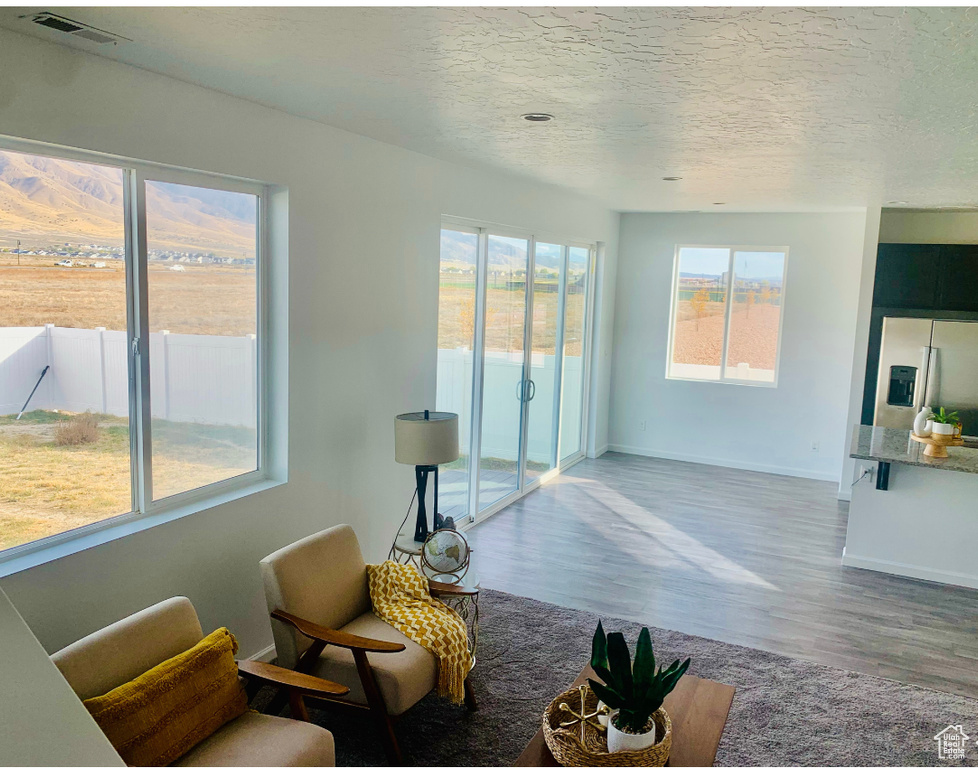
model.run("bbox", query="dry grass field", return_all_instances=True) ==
[0,256,255,336]
[672,298,781,370]
[438,279,586,356]
[0,410,254,551]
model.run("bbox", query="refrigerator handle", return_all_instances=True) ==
[914,346,928,412]
[922,346,939,409]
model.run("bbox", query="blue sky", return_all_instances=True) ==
[679,247,785,280]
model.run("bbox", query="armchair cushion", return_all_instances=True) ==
[173,712,334,767]
[311,611,437,716]
[83,628,248,766]
[260,525,372,669]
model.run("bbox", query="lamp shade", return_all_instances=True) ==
[394,411,459,466]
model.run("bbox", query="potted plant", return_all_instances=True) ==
[929,407,961,440]
[588,621,690,753]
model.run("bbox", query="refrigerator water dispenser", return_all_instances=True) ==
[886,365,917,407]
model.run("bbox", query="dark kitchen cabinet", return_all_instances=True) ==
[863,241,978,425]
[936,245,978,311]
[872,244,940,309]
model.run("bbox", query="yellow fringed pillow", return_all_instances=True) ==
[83,627,248,767]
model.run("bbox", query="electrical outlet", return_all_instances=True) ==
[639,420,647,431]
[810,440,819,452]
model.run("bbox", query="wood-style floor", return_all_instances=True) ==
[466,451,978,699]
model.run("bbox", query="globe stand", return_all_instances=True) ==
[420,529,471,584]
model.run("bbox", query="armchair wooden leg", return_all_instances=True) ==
[288,690,310,722]
[353,648,403,765]
[464,677,478,712]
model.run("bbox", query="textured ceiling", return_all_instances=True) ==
[3,6,978,211]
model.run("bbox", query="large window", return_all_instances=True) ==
[0,144,266,556]
[667,246,788,385]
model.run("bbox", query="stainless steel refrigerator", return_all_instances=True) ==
[874,317,978,436]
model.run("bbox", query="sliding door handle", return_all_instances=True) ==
[515,379,537,402]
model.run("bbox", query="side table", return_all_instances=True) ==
[391,532,425,569]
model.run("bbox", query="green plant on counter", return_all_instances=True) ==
[931,406,961,425]
[588,621,690,734]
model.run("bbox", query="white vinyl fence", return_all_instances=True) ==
[436,347,583,464]
[0,325,257,427]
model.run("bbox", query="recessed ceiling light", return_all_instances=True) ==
[713,202,726,205]
[521,113,554,122]
[886,200,909,205]
[662,176,682,181]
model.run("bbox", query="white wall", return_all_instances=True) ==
[838,207,882,499]
[0,27,619,660]
[609,211,868,482]
[879,209,978,243]
[0,586,122,766]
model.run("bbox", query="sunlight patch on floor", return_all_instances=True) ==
[577,481,779,591]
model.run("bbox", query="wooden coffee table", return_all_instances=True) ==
[514,667,734,767]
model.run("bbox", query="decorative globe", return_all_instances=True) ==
[422,529,470,582]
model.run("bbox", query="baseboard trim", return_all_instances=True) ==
[248,643,276,663]
[842,552,978,590]
[606,443,839,483]
[591,444,609,459]
[837,488,852,502]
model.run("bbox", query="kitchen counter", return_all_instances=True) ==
[845,425,978,590]
[849,424,978,476]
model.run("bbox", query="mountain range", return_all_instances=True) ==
[440,228,563,270]
[0,150,255,257]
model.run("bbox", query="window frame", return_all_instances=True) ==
[0,135,275,566]
[666,244,789,388]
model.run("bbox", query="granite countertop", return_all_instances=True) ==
[849,425,978,475]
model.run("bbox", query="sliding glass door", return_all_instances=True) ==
[435,228,478,523]
[524,241,564,482]
[477,235,529,511]
[559,246,591,461]
[436,222,594,522]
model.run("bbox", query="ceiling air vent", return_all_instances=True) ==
[27,12,130,45]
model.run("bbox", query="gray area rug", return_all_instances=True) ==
[261,589,978,766]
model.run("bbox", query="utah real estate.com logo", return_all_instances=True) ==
[935,725,970,760]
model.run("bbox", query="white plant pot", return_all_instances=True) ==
[932,421,956,436]
[596,700,610,727]
[607,713,656,753]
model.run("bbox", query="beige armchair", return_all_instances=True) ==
[52,596,345,767]
[260,524,477,763]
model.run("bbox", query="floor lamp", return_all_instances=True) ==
[394,410,459,542]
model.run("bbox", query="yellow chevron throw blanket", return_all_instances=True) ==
[366,560,472,705]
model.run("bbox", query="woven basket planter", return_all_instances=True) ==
[542,685,672,767]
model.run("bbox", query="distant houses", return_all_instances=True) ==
[2,242,254,266]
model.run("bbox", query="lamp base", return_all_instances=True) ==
[413,465,438,542]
